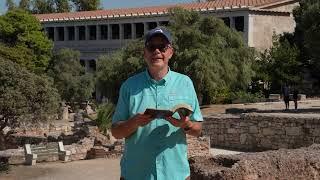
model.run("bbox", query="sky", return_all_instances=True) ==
[0,0,195,14]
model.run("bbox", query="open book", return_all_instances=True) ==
[144,104,193,119]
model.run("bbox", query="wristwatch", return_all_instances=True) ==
[184,126,191,131]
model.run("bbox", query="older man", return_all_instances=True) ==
[111,27,203,180]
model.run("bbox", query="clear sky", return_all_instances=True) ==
[0,0,195,14]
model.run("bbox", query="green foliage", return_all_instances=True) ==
[48,49,95,105]
[0,9,53,73]
[256,36,301,92]
[32,0,56,14]
[6,0,16,10]
[169,8,255,104]
[19,0,31,11]
[0,58,60,132]
[55,0,71,13]
[96,40,145,103]
[293,0,320,83]
[72,0,101,11]
[96,8,255,104]
[228,91,265,104]
[95,103,115,134]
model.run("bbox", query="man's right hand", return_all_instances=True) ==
[111,113,153,139]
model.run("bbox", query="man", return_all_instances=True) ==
[111,27,203,180]
[282,84,290,110]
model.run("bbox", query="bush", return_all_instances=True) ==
[229,91,265,104]
[0,157,9,173]
[95,103,115,135]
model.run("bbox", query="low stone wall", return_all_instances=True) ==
[203,113,320,151]
[189,144,320,179]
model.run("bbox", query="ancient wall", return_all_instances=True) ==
[190,144,320,180]
[203,113,320,151]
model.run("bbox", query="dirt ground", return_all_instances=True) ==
[1,100,320,180]
[0,158,120,180]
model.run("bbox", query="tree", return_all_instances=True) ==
[293,0,320,84]
[72,0,101,11]
[19,0,31,11]
[96,8,256,104]
[6,0,16,11]
[169,8,255,104]
[0,58,60,150]
[48,49,95,107]
[32,0,56,14]
[255,36,301,93]
[0,9,53,73]
[55,0,71,13]
[96,40,145,103]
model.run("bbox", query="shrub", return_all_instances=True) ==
[95,103,115,135]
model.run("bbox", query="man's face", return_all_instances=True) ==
[144,35,173,71]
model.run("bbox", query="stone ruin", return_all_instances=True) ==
[190,144,320,179]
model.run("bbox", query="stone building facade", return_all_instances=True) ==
[35,0,299,72]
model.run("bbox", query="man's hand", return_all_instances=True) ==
[132,113,154,127]
[165,112,202,137]
[111,113,154,139]
[165,112,193,129]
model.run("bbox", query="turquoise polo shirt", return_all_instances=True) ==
[112,69,203,180]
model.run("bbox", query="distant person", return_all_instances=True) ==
[282,84,290,110]
[293,88,299,110]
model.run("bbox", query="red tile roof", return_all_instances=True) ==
[35,0,294,22]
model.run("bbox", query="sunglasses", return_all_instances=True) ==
[145,43,171,52]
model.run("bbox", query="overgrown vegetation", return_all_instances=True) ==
[95,103,115,135]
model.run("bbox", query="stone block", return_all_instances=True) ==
[286,127,301,136]
[249,126,258,134]
[262,128,275,136]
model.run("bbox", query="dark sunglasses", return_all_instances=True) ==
[145,43,171,52]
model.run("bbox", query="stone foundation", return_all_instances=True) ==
[189,144,320,179]
[203,113,320,151]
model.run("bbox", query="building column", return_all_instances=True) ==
[96,25,101,40]
[54,27,59,41]
[119,24,124,40]
[108,24,112,40]
[75,26,79,40]
[85,26,90,40]
[243,15,249,44]
[64,27,68,41]
[131,23,136,39]
[230,17,235,29]
[143,22,148,35]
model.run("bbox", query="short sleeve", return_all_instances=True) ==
[187,78,203,122]
[112,82,130,124]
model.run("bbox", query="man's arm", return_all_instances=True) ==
[111,113,153,139]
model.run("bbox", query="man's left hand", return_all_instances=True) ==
[165,112,193,129]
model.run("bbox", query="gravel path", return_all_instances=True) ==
[0,158,120,180]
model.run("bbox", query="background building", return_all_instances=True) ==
[35,0,299,72]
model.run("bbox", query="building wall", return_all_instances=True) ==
[263,1,299,12]
[248,12,295,51]
[203,113,320,151]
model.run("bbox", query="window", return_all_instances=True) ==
[159,21,169,26]
[78,26,86,40]
[221,17,230,27]
[67,27,75,40]
[89,25,96,40]
[148,22,157,30]
[100,25,108,40]
[46,27,54,40]
[234,16,244,32]
[89,59,96,71]
[123,23,132,39]
[135,23,144,38]
[57,27,64,41]
[111,24,119,39]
